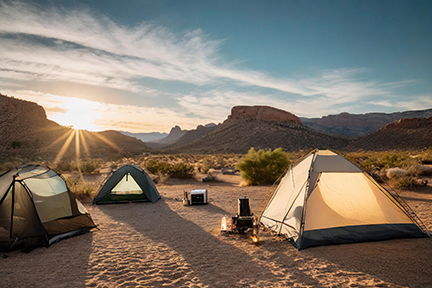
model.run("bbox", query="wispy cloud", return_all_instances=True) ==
[0,0,428,132]
[0,1,398,100]
[369,95,432,111]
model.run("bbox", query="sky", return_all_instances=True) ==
[0,0,431,132]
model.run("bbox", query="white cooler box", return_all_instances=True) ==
[189,189,208,205]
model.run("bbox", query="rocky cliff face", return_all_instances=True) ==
[347,116,432,151]
[0,94,58,150]
[0,94,149,161]
[228,106,302,125]
[302,109,432,136]
[163,119,350,154]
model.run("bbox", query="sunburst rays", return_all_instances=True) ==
[50,128,122,175]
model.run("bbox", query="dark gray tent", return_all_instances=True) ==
[93,165,160,204]
[0,165,96,252]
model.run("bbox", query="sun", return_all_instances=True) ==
[51,98,101,131]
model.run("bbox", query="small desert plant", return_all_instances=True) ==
[199,157,214,174]
[145,159,172,175]
[145,159,195,179]
[65,176,98,200]
[0,161,20,171]
[69,159,103,174]
[408,165,432,176]
[390,175,423,189]
[169,162,195,179]
[236,148,290,185]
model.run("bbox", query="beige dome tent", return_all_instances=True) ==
[0,165,96,252]
[260,149,429,250]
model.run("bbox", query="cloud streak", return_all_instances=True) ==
[0,0,428,132]
[0,1,398,100]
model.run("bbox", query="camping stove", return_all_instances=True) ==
[231,197,254,233]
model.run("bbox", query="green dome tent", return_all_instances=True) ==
[93,165,160,204]
[0,165,96,252]
[260,149,429,250]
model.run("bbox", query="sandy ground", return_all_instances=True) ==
[2,172,432,288]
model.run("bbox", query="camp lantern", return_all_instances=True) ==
[252,216,259,243]
[221,216,228,232]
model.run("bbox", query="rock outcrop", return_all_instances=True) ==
[347,116,432,151]
[163,106,350,154]
[228,106,302,125]
[0,93,149,160]
[301,109,432,136]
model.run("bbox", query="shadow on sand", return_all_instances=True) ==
[1,231,94,287]
[303,237,432,287]
[99,199,321,287]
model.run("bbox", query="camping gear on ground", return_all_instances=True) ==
[0,165,96,252]
[231,197,254,233]
[189,189,208,205]
[252,217,259,243]
[93,165,160,204]
[260,149,430,250]
[221,216,228,232]
[183,189,190,206]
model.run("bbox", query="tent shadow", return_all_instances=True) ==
[97,199,321,287]
[1,231,94,287]
[302,237,432,287]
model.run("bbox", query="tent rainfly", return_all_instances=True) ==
[93,165,160,204]
[0,165,96,252]
[260,149,429,250]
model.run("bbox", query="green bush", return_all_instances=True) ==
[65,176,98,200]
[69,159,103,174]
[145,159,171,175]
[169,162,195,179]
[145,160,195,179]
[55,160,72,172]
[236,148,290,185]
[198,157,214,174]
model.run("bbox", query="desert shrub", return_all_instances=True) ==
[69,159,103,174]
[145,160,195,179]
[65,176,98,200]
[199,157,214,174]
[418,149,432,164]
[346,151,417,176]
[0,161,20,171]
[407,165,432,176]
[55,160,72,172]
[215,155,225,169]
[11,141,22,149]
[145,159,172,175]
[236,148,290,185]
[390,175,423,189]
[169,162,195,179]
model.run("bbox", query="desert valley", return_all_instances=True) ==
[1,93,432,287]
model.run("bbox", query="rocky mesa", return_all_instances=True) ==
[228,105,302,125]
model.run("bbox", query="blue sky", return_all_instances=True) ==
[0,0,431,132]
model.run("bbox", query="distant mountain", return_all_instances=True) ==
[162,123,218,149]
[347,116,432,151]
[301,109,432,136]
[119,131,168,142]
[163,106,351,154]
[0,94,149,161]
